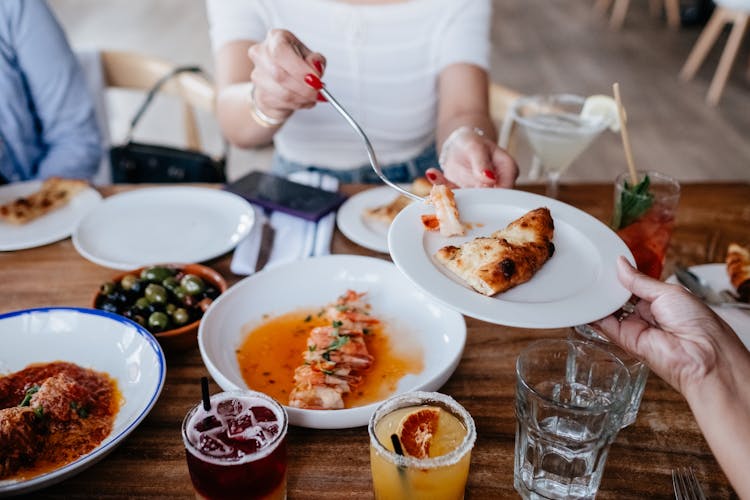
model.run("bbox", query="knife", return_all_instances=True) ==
[674,265,750,310]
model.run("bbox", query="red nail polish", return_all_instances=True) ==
[317,92,327,102]
[313,60,324,74]
[304,73,323,90]
[483,169,497,181]
[426,172,438,182]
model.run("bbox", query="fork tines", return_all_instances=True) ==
[672,467,706,500]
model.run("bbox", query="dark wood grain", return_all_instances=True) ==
[1,182,746,499]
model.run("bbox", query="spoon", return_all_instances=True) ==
[318,86,426,203]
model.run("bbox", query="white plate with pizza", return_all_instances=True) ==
[666,263,750,350]
[199,254,466,429]
[0,179,102,251]
[388,188,635,328]
[72,186,255,270]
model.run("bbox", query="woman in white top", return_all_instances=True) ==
[206,0,518,186]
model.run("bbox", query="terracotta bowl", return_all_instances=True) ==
[92,263,227,351]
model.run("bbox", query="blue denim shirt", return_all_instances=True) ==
[0,0,101,182]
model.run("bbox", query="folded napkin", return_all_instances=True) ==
[230,171,339,275]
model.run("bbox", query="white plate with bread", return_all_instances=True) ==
[389,188,634,328]
[0,179,102,251]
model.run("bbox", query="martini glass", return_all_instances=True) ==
[510,94,608,199]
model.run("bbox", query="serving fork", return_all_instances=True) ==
[672,467,706,500]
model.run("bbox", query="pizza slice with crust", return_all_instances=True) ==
[0,177,88,225]
[434,207,555,296]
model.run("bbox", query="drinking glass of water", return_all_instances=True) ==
[514,339,632,500]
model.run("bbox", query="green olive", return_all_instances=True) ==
[135,297,150,310]
[172,308,190,325]
[120,274,139,291]
[144,283,168,304]
[148,311,169,331]
[162,276,180,292]
[165,303,176,315]
[99,281,116,296]
[173,286,187,302]
[180,274,205,296]
[140,266,175,283]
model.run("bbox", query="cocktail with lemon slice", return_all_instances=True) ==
[509,93,620,198]
[368,391,476,500]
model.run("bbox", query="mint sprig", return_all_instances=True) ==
[612,175,653,230]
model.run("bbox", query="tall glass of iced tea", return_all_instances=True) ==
[181,390,288,500]
[612,170,680,279]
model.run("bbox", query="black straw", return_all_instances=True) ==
[201,377,211,411]
[390,434,404,456]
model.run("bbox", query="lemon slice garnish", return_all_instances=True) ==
[581,94,621,132]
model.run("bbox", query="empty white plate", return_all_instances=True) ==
[73,187,254,269]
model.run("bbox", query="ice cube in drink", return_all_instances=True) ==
[368,392,476,500]
[182,390,288,500]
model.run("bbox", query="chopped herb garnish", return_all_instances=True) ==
[331,320,343,328]
[321,369,335,375]
[612,175,653,230]
[335,305,348,312]
[326,334,349,352]
[317,309,325,317]
[304,315,312,322]
[308,344,317,352]
[362,328,371,335]
[33,406,44,419]
[322,352,331,361]
[19,385,40,407]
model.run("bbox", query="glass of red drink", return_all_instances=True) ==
[181,390,288,500]
[612,170,680,279]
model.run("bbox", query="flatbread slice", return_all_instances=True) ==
[362,177,432,225]
[435,207,555,296]
[0,177,88,225]
[726,243,750,302]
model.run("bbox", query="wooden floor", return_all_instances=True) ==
[491,0,750,183]
[51,0,750,183]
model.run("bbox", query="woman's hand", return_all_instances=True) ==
[247,29,326,122]
[426,126,518,188]
[593,257,744,398]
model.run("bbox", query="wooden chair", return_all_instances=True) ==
[679,0,750,105]
[100,50,216,151]
[595,0,681,30]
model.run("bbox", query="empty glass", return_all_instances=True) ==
[514,339,631,499]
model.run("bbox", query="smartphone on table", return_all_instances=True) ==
[224,171,347,222]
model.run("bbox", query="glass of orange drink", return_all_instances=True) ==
[368,391,476,500]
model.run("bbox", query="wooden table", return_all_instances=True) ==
[2,182,747,499]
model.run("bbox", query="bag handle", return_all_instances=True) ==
[124,66,228,162]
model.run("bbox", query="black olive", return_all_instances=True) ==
[100,301,118,313]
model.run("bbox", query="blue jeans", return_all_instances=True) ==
[271,143,438,184]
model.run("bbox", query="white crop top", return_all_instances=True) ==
[206,0,491,169]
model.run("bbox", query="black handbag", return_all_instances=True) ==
[110,66,227,183]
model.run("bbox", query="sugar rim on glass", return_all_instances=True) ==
[368,391,477,470]
[516,339,632,414]
[510,93,610,134]
[181,390,288,465]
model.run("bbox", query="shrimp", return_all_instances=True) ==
[288,291,377,410]
[429,184,465,237]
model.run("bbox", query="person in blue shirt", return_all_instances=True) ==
[0,0,101,184]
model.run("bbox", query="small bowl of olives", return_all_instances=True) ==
[92,263,227,350]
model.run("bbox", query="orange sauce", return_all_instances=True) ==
[236,309,424,408]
